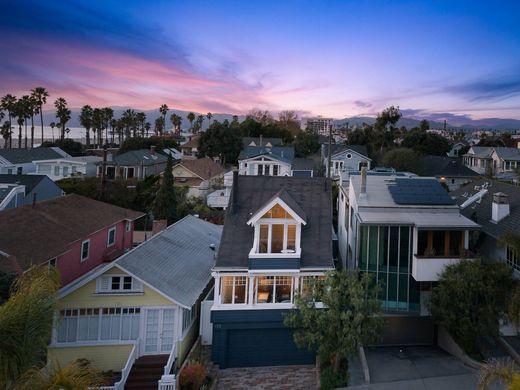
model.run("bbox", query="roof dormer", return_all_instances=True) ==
[248,190,306,261]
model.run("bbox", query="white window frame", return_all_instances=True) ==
[96,274,144,294]
[54,165,60,176]
[220,276,249,305]
[107,227,116,247]
[80,239,90,262]
[125,221,132,232]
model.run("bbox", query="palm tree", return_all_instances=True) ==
[1,94,17,148]
[136,112,146,137]
[170,114,182,134]
[30,87,49,146]
[159,104,169,133]
[20,95,32,149]
[206,112,213,129]
[154,117,164,136]
[49,122,56,141]
[103,107,114,146]
[1,122,11,149]
[121,109,136,139]
[187,112,195,132]
[79,105,93,148]
[28,95,37,148]
[92,108,103,148]
[110,118,117,144]
[13,99,26,149]
[144,121,151,138]
[54,98,71,140]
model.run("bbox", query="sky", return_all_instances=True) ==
[1,0,520,121]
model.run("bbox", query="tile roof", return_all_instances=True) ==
[0,147,69,164]
[108,149,168,166]
[116,215,222,307]
[0,174,49,193]
[451,179,520,239]
[415,155,480,178]
[174,157,227,180]
[216,176,333,269]
[0,194,144,273]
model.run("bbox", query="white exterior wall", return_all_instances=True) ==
[238,156,292,176]
[326,150,371,178]
[34,160,87,181]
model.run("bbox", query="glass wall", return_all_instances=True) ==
[358,225,419,312]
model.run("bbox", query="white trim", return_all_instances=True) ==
[247,197,306,226]
[330,148,372,161]
[107,227,116,247]
[80,239,90,262]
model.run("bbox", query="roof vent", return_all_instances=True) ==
[209,243,216,251]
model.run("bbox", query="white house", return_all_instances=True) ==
[33,156,102,181]
[0,147,70,175]
[323,144,371,178]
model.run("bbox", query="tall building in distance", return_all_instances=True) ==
[304,116,334,135]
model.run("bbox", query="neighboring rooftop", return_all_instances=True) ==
[463,146,520,161]
[174,157,227,180]
[452,179,520,238]
[181,135,200,148]
[0,194,144,273]
[216,175,333,269]
[242,137,283,148]
[0,147,70,164]
[108,149,168,166]
[0,174,53,194]
[324,144,370,159]
[238,146,295,164]
[415,155,480,178]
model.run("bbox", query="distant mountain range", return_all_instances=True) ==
[40,108,520,132]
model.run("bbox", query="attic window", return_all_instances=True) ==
[346,153,352,159]
[262,204,294,219]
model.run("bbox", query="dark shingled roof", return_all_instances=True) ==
[108,149,168,166]
[415,155,480,178]
[292,158,315,171]
[0,174,49,193]
[452,179,520,239]
[216,176,333,269]
[255,189,307,223]
[0,194,144,273]
[0,147,68,164]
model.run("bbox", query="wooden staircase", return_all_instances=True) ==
[125,354,168,390]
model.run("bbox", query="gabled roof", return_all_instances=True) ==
[173,157,227,180]
[0,194,144,273]
[181,135,200,149]
[108,149,168,166]
[324,144,370,160]
[242,137,283,148]
[493,147,520,161]
[415,155,480,178]
[216,176,333,269]
[59,215,223,308]
[238,146,295,165]
[247,189,307,225]
[452,179,520,239]
[0,174,53,193]
[464,146,493,158]
[0,147,70,164]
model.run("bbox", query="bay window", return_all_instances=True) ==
[255,276,293,304]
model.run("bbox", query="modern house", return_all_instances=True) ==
[48,215,222,389]
[211,174,333,368]
[99,147,169,180]
[0,147,70,175]
[452,179,520,274]
[33,155,102,181]
[0,194,143,286]
[323,144,372,178]
[0,174,63,210]
[463,146,520,176]
[180,135,200,159]
[238,145,314,177]
[415,155,480,191]
[172,157,228,198]
[337,169,479,344]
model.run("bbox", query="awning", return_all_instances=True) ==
[357,211,480,229]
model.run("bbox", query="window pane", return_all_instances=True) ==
[433,231,445,256]
[259,225,268,253]
[271,224,284,253]
[275,276,292,303]
[234,276,247,304]
[368,226,378,271]
[66,317,77,342]
[257,276,274,303]
[221,276,233,304]
[400,227,410,273]
[123,277,132,290]
[378,227,388,272]
[389,227,399,271]
[111,277,120,290]
[449,231,462,257]
[287,225,296,251]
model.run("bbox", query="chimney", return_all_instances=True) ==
[150,145,156,155]
[360,161,368,196]
[230,170,238,213]
[152,219,167,235]
[492,192,509,223]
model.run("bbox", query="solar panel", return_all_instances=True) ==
[388,178,456,205]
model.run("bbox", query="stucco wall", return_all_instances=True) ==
[48,344,133,372]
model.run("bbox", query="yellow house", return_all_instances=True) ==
[47,215,222,389]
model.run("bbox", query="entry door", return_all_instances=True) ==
[143,308,176,354]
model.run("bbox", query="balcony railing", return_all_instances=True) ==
[412,254,474,282]
[114,340,140,390]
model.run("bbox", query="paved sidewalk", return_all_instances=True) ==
[216,365,317,390]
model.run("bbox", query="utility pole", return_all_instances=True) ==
[327,122,332,179]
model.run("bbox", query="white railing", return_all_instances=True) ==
[158,343,177,390]
[114,340,140,390]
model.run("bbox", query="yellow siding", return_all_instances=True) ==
[48,344,133,372]
[57,269,174,309]
[178,322,199,365]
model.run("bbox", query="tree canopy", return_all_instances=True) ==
[152,154,177,225]
[118,136,179,154]
[41,139,84,156]
[401,129,451,156]
[381,147,421,173]
[294,128,320,157]
[198,120,242,164]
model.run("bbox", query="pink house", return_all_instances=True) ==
[0,194,144,286]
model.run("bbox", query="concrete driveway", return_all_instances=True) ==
[345,346,480,390]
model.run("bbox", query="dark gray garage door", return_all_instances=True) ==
[226,328,315,368]
[379,316,435,346]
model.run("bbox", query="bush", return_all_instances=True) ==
[179,362,207,390]
[320,366,349,390]
[41,139,84,156]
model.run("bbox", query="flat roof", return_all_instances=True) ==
[358,210,480,229]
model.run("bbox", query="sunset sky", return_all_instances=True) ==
[2,0,520,120]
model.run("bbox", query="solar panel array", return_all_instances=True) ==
[388,178,456,205]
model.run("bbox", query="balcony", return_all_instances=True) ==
[412,255,466,281]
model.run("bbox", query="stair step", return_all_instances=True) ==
[125,383,158,390]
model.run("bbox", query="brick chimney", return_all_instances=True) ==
[492,192,509,223]
[152,219,167,235]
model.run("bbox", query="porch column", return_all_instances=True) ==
[248,275,255,306]
[214,275,221,305]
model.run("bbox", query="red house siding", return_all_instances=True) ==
[56,220,134,286]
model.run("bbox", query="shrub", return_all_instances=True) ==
[179,362,206,390]
[320,366,349,390]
